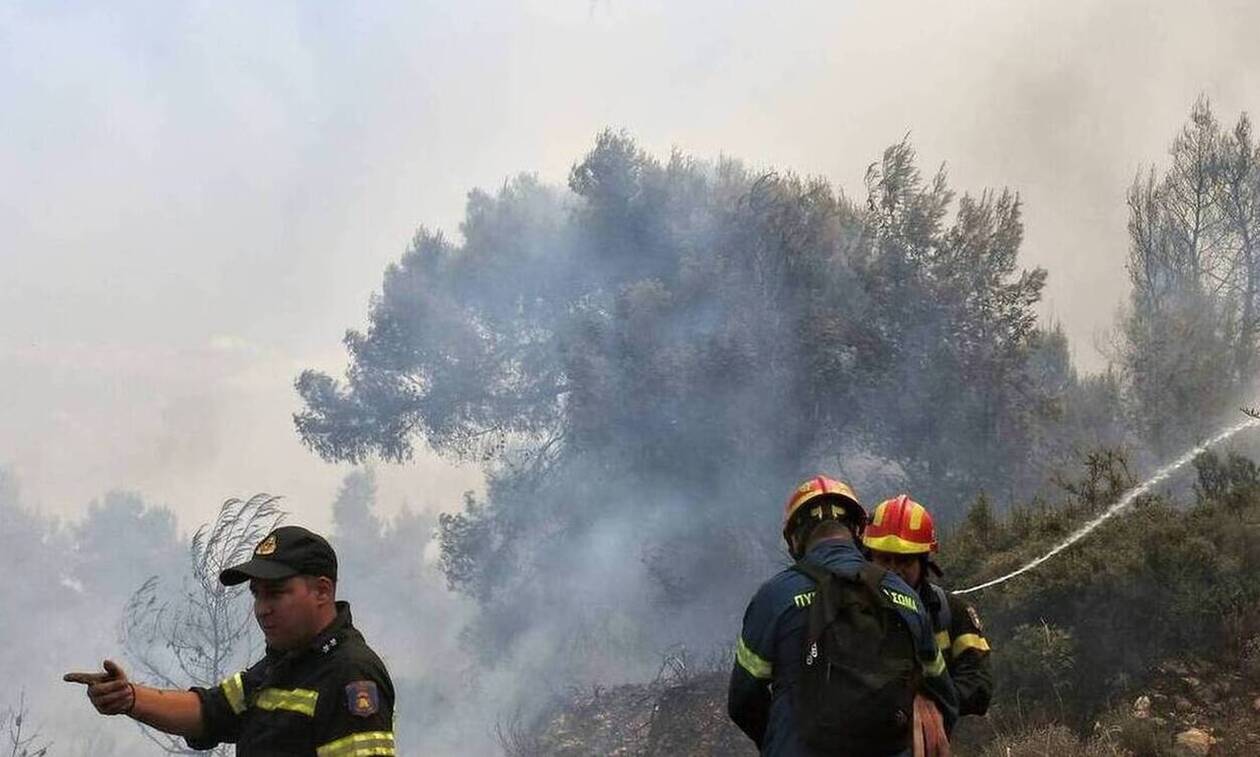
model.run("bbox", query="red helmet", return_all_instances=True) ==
[782,475,865,548]
[862,494,937,554]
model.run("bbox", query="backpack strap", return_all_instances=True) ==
[790,559,832,586]
[791,560,838,638]
[794,561,898,636]
[857,563,888,601]
[856,563,900,636]
[794,560,888,604]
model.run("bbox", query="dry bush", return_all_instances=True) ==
[978,724,1131,757]
[1,692,50,757]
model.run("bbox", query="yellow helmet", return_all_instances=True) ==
[782,476,865,556]
[862,495,938,554]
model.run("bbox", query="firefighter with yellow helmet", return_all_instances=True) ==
[727,476,957,756]
[864,495,993,718]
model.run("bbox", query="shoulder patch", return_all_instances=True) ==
[966,605,984,633]
[345,680,379,718]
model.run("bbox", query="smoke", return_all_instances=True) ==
[8,129,1259,757]
[4,3,1260,754]
[0,474,184,754]
[7,0,1260,520]
[282,131,1112,754]
[297,111,1260,751]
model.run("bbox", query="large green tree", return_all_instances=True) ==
[294,132,1058,661]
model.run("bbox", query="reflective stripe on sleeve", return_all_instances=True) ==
[316,731,397,757]
[254,687,319,717]
[934,631,950,651]
[923,648,947,677]
[735,636,773,679]
[950,633,991,656]
[220,672,246,715]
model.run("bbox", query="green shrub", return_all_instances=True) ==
[942,448,1260,726]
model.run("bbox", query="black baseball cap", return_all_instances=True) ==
[219,525,339,586]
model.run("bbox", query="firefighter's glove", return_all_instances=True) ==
[912,693,951,757]
[63,659,136,716]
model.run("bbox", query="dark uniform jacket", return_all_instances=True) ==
[188,602,396,756]
[727,538,959,757]
[921,582,992,718]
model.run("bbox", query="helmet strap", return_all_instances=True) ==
[924,556,943,578]
[789,511,859,559]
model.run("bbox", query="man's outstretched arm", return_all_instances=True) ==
[64,659,205,738]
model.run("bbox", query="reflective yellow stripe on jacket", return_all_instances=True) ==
[923,648,947,677]
[316,731,397,757]
[220,672,246,715]
[950,633,991,657]
[254,687,319,717]
[735,636,773,679]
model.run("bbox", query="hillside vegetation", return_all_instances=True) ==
[519,448,1260,756]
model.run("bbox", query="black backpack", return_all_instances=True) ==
[791,560,920,755]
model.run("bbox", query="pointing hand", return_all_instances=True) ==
[64,659,135,716]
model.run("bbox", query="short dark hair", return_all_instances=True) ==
[300,575,338,598]
[802,518,854,547]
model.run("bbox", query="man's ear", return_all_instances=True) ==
[311,576,336,604]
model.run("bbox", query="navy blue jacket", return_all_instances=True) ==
[921,582,993,718]
[727,538,959,756]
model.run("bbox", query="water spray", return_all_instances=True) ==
[952,416,1260,595]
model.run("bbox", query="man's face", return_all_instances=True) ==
[250,576,327,651]
[869,549,923,588]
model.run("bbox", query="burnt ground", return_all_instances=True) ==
[515,655,1260,756]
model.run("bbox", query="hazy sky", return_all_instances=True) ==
[4,0,1259,527]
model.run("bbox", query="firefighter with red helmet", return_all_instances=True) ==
[727,476,957,756]
[864,495,993,718]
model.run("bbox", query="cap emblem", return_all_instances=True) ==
[256,534,278,556]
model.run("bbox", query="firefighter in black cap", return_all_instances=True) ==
[65,525,397,756]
